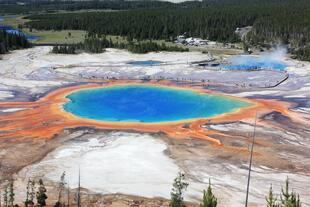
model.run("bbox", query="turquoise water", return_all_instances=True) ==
[64,85,251,123]
[127,60,162,66]
[0,25,39,41]
[223,55,287,71]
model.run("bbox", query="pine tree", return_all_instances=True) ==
[0,30,30,54]
[169,172,189,207]
[289,192,302,207]
[36,179,47,207]
[54,172,66,207]
[280,177,301,207]
[3,185,8,207]
[266,185,279,207]
[52,45,59,54]
[30,179,35,206]
[8,181,14,207]
[25,179,35,207]
[200,179,217,207]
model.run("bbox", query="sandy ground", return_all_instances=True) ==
[0,47,310,206]
[15,132,179,200]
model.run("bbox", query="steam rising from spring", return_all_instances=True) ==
[224,47,288,70]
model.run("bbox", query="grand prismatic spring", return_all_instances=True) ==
[0,47,309,206]
[0,81,295,147]
[1,1,310,205]
[63,85,251,123]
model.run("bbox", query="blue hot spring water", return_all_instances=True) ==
[0,25,39,41]
[127,60,162,66]
[223,55,287,71]
[64,85,251,123]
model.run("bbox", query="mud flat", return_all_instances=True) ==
[0,47,310,206]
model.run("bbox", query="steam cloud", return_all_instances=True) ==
[224,47,288,70]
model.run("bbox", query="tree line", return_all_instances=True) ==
[1,0,309,15]
[24,2,310,44]
[0,172,303,207]
[170,173,302,207]
[52,36,188,54]
[23,1,310,60]
[2,179,48,207]
[2,0,310,59]
[291,46,310,62]
[0,30,30,54]
[127,41,188,54]
[1,172,67,207]
[0,0,202,15]
[25,8,249,43]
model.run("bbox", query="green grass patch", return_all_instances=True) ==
[1,15,28,27]
[1,15,86,44]
[25,29,86,44]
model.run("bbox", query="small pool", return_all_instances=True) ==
[0,25,39,42]
[127,60,162,66]
[26,35,40,42]
[64,85,251,123]
[222,55,287,71]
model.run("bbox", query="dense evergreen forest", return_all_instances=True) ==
[25,8,245,42]
[0,0,200,14]
[52,36,188,54]
[0,30,30,54]
[24,1,310,55]
[3,0,282,16]
[0,0,307,15]
[1,0,310,59]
